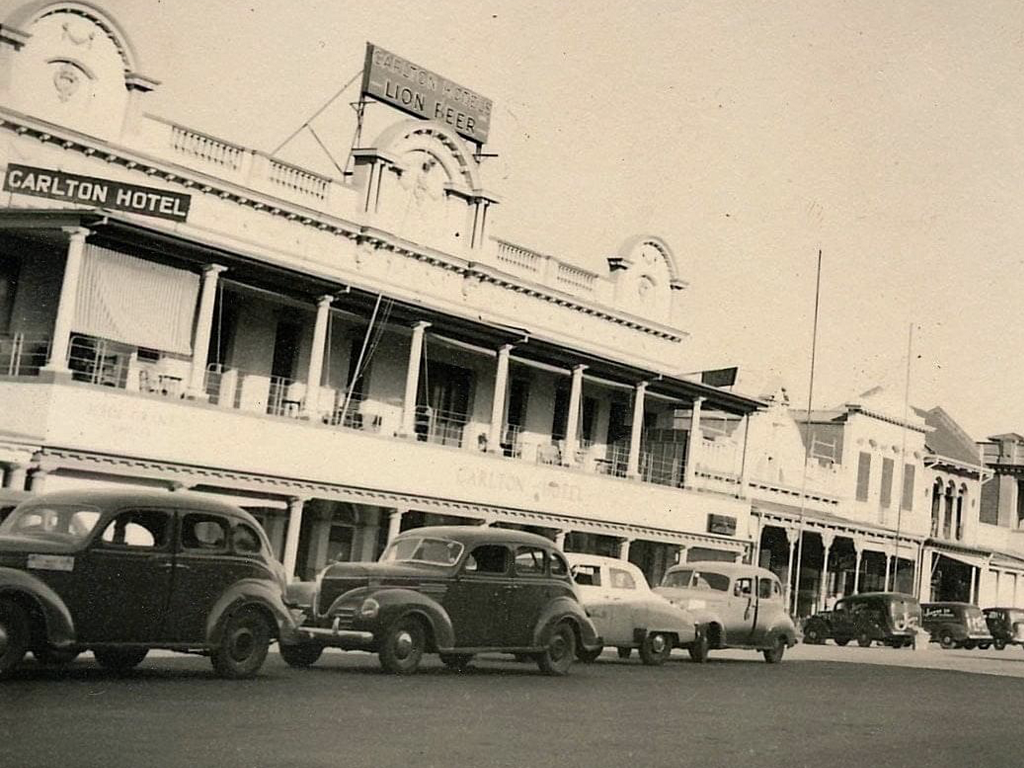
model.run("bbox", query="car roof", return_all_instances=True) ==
[17,488,259,523]
[564,552,642,570]
[665,560,779,581]
[394,525,560,549]
[841,592,920,601]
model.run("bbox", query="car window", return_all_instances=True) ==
[232,522,262,555]
[515,546,547,576]
[733,577,753,597]
[98,509,170,549]
[758,577,775,599]
[662,569,693,588]
[693,571,730,592]
[180,513,229,553]
[572,564,602,586]
[463,544,509,575]
[550,552,569,577]
[382,536,464,566]
[1,504,102,542]
[610,568,637,590]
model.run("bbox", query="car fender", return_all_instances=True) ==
[0,566,76,647]
[532,596,601,649]
[764,619,799,648]
[206,578,299,646]
[643,603,699,645]
[359,588,456,651]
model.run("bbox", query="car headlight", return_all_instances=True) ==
[359,598,380,619]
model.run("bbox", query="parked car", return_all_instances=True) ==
[802,592,922,648]
[981,607,1024,650]
[283,526,601,675]
[565,553,703,664]
[921,602,992,649]
[654,561,798,662]
[0,489,297,680]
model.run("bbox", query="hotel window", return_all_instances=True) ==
[551,382,570,441]
[0,256,18,335]
[880,458,894,508]
[856,452,872,502]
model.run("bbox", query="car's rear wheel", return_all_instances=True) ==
[616,647,632,659]
[0,600,30,680]
[994,639,1007,651]
[833,637,850,647]
[962,640,976,650]
[763,635,786,663]
[938,630,956,650]
[440,653,474,672]
[802,623,826,645]
[94,646,149,673]
[211,606,272,679]
[639,632,672,666]
[379,616,426,675]
[32,646,81,666]
[279,642,324,668]
[688,631,710,664]
[576,645,603,663]
[977,642,991,650]
[856,631,873,648]
[536,621,575,676]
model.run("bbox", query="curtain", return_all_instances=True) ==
[74,245,200,355]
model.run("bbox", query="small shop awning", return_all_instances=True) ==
[927,543,989,571]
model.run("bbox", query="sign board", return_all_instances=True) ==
[362,43,492,144]
[4,164,191,222]
[707,513,737,537]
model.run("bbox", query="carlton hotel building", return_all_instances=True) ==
[0,2,769,585]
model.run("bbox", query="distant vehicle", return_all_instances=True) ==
[802,592,921,648]
[283,526,601,676]
[0,489,296,680]
[921,602,992,649]
[565,553,703,664]
[654,561,798,663]
[981,607,1024,650]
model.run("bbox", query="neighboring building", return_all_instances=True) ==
[977,433,1024,607]
[0,2,763,585]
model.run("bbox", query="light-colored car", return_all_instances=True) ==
[655,561,798,663]
[566,553,702,665]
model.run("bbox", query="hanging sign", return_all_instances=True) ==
[362,43,493,144]
[4,164,191,222]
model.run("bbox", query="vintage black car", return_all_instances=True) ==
[921,602,992,649]
[981,607,1024,650]
[801,592,922,648]
[283,526,601,675]
[0,489,296,679]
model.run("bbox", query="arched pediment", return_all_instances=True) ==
[372,118,481,193]
[608,235,687,291]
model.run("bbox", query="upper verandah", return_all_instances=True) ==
[0,1,695,369]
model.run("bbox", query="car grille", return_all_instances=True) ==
[330,607,357,630]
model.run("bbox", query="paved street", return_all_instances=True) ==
[3,643,1023,768]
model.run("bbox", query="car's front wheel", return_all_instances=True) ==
[857,631,873,648]
[440,653,473,671]
[211,606,272,679]
[279,642,324,668]
[993,639,1007,650]
[94,646,149,673]
[536,621,576,676]
[576,645,603,663]
[938,630,956,650]
[833,637,850,647]
[763,635,786,663]
[379,616,426,675]
[0,599,30,680]
[639,632,672,666]
[802,622,826,645]
[688,631,710,664]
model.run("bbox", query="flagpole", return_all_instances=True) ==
[791,249,822,618]
[891,322,914,591]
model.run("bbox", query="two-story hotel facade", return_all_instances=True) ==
[0,2,764,583]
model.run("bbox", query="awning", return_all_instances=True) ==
[928,546,988,571]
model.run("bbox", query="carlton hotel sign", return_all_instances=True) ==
[4,164,192,221]
[362,43,493,144]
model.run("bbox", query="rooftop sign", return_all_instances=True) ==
[362,43,493,144]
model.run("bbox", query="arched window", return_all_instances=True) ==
[955,485,967,541]
[930,478,943,536]
[943,481,956,539]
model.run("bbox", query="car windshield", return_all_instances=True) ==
[661,568,730,592]
[0,503,103,542]
[380,536,464,566]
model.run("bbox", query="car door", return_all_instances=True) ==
[750,576,783,646]
[507,545,554,647]
[165,511,246,643]
[70,507,175,643]
[444,543,513,648]
[607,565,641,642]
[721,575,756,646]
[572,561,624,645]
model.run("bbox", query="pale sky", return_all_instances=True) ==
[9,0,1024,439]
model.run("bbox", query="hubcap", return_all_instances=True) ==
[232,629,254,661]
[549,635,567,660]
[650,634,667,654]
[394,630,414,659]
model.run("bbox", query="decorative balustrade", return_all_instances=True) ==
[494,239,544,274]
[555,262,597,293]
[268,159,330,202]
[0,334,50,376]
[414,405,469,448]
[169,123,244,171]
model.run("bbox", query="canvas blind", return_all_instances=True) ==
[73,245,200,356]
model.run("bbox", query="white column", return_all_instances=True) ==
[386,508,406,544]
[784,527,799,611]
[619,538,633,561]
[554,530,567,550]
[819,532,834,611]
[853,540,863,593]
[44,227,90,372]
[970,566,980,605]
[3,464,26,491]
[487,344,513,452]
[883,553,892,590]
[683,397,706,488]
[562,364,586,465]
[626,381,647,478]
[282,496,307,581]
[186,264,227,397]
[400,322,430,437]
[301,294,334,418]
[28,468,48,493]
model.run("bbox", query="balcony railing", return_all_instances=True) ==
[414,405,468,448]
[0,333,50,376]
